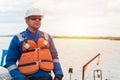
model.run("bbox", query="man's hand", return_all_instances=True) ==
[54,74,63,80]
[24,76,31,80]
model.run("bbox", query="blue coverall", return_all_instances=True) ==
[6,29,63,80]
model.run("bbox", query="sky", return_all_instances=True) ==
[0,0,120,36]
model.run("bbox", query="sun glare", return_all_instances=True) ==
[32,0,55,12]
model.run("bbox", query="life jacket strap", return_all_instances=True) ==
[41,60,53,62]
[18,60,53,67]
[22,49,36,53]
[18,62,37,67]
[22,47,49,53]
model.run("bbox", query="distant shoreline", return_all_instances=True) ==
[0,35,120,40]
[53,36,120,40]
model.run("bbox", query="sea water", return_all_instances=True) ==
[0,37,120,80]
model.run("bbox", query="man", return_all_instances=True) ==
[6,7,63,80]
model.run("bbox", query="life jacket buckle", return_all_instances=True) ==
[36,60,41,65]
[35,48,40,51]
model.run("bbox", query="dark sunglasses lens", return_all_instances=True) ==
[28,17,41,21]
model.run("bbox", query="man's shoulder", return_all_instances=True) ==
[41,31,52,39]
[14,31,25,42]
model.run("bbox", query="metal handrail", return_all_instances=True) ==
[82,53,100,80]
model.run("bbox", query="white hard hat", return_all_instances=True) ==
[25,7,44,18]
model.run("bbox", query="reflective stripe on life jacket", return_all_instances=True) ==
[18,32,54,75]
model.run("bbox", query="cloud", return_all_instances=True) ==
[0,0,120,36]
[0,0,35,12]
[0,0,37,23]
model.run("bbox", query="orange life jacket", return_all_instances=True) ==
[18,33,54,75]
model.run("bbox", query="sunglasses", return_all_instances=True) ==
[28,16,42,21]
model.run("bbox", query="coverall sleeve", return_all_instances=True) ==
[48,35,64,76]
[6,36,25,80]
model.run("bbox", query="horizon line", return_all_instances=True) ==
[0,35,120,40]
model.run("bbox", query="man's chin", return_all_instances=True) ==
[34,27,40,30]
[35,26,40,29]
